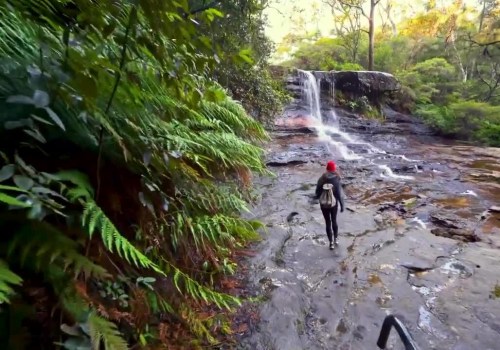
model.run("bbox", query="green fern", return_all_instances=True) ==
[81,201,164,275]
[0,1,268,347]
[171,212,261,252]
[169,263,240,310]
[179,304,218,345]
[0,260,22,304]
[182,182,249,215]
[54,170,94,201]
[7,221,109,278]
[0,184,31,207]
[88,312,129,350]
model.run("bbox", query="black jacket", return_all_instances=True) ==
[315,171,345,211]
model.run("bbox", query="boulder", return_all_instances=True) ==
[430,213,465,229]
[265,151,308,167]
[328,71,401,96]
[286,70,401,98]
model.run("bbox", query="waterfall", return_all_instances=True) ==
[298,70,361,160]
[296,69,416,180]
[298,70,322,124]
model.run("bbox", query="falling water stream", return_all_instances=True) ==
[297,69,416,180]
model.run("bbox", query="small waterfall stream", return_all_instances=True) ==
[297,69,416,180]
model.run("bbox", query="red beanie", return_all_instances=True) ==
[326,161,336,172]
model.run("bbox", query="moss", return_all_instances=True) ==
[493,284,500,298]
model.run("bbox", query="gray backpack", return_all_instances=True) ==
[319,183,336,208]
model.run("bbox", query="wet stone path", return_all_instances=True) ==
[238,129,500,350]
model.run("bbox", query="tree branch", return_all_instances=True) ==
[185,1,221,18]
[337,0,367,17]
[467,33,500,47]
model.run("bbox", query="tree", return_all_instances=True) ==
[324,0,383,70]
[378,0,398,36]
[324,0,363,62]
[193,0,289,122]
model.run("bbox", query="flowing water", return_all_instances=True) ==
[297,69,413,177]
[239,70,500,350]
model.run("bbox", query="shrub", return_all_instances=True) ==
[220,67,290,124]
[416,101,500,145]
[397,58,458,107]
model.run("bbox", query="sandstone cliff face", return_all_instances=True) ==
[286,70,401,106]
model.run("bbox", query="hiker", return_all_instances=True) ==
[315,160,345,250]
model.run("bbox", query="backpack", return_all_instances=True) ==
[319,183,336,208]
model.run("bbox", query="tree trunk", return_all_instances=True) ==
[479,0,487,32]
[368,0,375,71]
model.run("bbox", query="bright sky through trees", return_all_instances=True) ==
[264,0,482,44]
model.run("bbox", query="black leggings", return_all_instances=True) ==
[321,205,338,242]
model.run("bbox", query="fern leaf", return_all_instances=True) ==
[0,260,22,303]
[54,170,94,200]
[167,263,240,310]
[8,221,109,278]
[88,312,129,350]
[81,201,165,276]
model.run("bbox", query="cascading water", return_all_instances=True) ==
[298,70,361,161]
[296,69,416,180]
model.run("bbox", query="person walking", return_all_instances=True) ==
[315,160,345,250]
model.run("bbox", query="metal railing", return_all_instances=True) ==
[377,315,419,350]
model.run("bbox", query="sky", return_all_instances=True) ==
[264,0,334,43]
[263,0,482,44]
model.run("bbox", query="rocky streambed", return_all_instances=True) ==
[238,105,500,350]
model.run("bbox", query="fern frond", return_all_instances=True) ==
[181,181,249,215]
[179,304,218,345]
[169,263,240,310]
[88,312,129,350]
[7,221,109,278]
[81,201,164,275]
[202,99,268,142]
[172,212,260,252]
[0,260,22,304]
[54,170,94,201]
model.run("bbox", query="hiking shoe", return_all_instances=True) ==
[334,238,339,245]
[329,242,334,250]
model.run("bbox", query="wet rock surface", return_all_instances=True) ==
[327,70,401,95]
[286,70,401,97]
[239,109,500,349]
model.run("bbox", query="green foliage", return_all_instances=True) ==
[372,36,412,73]
[82,201,164,274]
[200,0,288,123]
[493,283,500,299]
[282,37,352,71]
[7,221,109,278]
[397,58,458,105]
[0,0,269,348]
[88,312,129,350]
[346,96,382,119]
[0,260,22,304]
[221,68,290,124]
[96,280,129,308]
[416,101,500,145]
[60,312,128,350]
